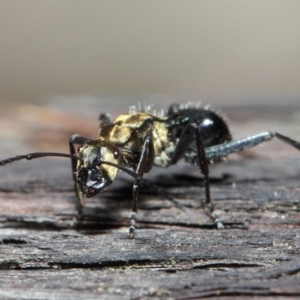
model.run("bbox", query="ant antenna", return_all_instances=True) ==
[0,152,81,166]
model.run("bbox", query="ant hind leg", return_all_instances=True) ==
[204,131,300,163]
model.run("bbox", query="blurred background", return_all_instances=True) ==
[0,0,300,203]
[0,0,299,106]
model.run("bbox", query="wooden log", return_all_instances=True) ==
[0,101,299,299]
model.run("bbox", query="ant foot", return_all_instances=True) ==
[128,212,136,239]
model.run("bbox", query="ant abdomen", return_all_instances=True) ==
[167,104,232,148]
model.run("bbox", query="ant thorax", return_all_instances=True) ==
[98,112,173,170]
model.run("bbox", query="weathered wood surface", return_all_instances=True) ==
[0,101,300,299]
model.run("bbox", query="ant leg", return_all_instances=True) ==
[129,135,155,238]
[69,134,92,217]
[193,125,224,229]
[130,182,139,238]
[99,113,112,127]
[98,114,113,137]
[170,123,224,229]
[205,131,300,162]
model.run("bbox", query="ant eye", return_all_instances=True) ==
[113,149,120,159]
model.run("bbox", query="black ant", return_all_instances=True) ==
[1,103,300,238]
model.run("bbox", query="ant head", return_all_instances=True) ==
[75,143,120,198]
[0,142,139,199]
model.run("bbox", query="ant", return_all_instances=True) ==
[1,103,300,238]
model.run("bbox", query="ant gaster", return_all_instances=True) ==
[1,103,300,238]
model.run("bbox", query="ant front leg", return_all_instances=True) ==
[129,135,155,238]
[99,113,113,127]
[170,122,224,229]
[69,134,92,218]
